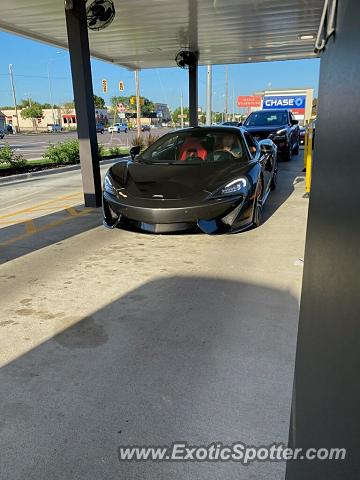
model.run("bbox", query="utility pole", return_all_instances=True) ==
[8,64,20,133]
[224,65,228,122]
[47,62,56,124]
[206,65,212,125]
[232,81,235,121]
[180,89,184,128]
[134,69,141,137]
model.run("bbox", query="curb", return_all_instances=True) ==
[0,157,125,185]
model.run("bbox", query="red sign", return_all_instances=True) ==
[237,95,262,108]
[292,108,305,116]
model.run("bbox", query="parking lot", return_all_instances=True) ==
[0,151,307,479]
[0,128,167,160]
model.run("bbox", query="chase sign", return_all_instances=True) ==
[263,95,306,115]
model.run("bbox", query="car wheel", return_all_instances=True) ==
[252,179,263,228]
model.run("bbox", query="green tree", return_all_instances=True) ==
[110,95,130,108]
[20,103,43,131]
[141,97,155,116]
[172,107,189,124]
[312,98,318,117]
[94,95,105,108]
[110,95,155,116]
[62,100,75,109]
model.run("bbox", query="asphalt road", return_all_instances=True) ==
[0,128,168,160]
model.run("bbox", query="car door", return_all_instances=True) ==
[243,131,272,193]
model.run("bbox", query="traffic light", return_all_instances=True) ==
[102,79,108,93]
[119,81,124,92]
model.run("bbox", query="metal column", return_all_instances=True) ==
[189,61,198,127]
[206,65,212,125]
[65,0,102,207]
[286,0,360,477]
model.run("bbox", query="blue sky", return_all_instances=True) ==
[0,31,320,112]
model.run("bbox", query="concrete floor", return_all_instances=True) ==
[0,153,308,479]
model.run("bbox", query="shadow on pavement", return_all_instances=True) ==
[0,276,299,480]
[0,205,102,264]
[262,152,305,225]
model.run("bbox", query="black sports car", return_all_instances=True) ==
[102,127,278,234]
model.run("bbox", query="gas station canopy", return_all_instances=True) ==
[0,0,323,69]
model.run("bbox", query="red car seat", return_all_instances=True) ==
[179,137,207,161]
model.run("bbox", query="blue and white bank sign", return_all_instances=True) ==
[263,95,306,112]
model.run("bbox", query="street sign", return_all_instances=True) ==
[118,112,126,119]
[117,102,126,113]
[156,111,163,118]
[237,95,262,107]
[119,81,124,92]
[178,114,187,119]
[262,95,306,115]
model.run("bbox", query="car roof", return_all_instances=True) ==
[247,109,290,114]
[174,126,244,135]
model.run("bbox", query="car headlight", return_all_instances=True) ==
[103,174,116,195]
[220,177,249,196]
[274,128,287,136]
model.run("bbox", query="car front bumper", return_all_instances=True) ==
[103,191,254,234]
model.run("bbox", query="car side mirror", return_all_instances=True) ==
[291,119,299,125]
[237,122,242,126]
[130,145,141,160]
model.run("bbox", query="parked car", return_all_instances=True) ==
[47,124,62,133]
[108,123,128,133]
[96,123,105,134]
[0,128,4,139]
[299,120,316,149]
[243,109,300,161]
[141,125,151,132]
[102,126,278,234]
[299,125,306,145]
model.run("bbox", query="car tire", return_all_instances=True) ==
[252,179,263,228]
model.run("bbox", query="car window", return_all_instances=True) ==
[244,111,288,127]
[140,130,248,164]
[243,132,257,157]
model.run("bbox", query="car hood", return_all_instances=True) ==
[243,125,288,139]
[110,159,252,200]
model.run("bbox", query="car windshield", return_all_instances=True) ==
[244,111,288,127]
[140,130,247,164]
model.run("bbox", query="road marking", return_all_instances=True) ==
[0,208,94,247]
[25,220,37,234]
[0,192,82,220]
